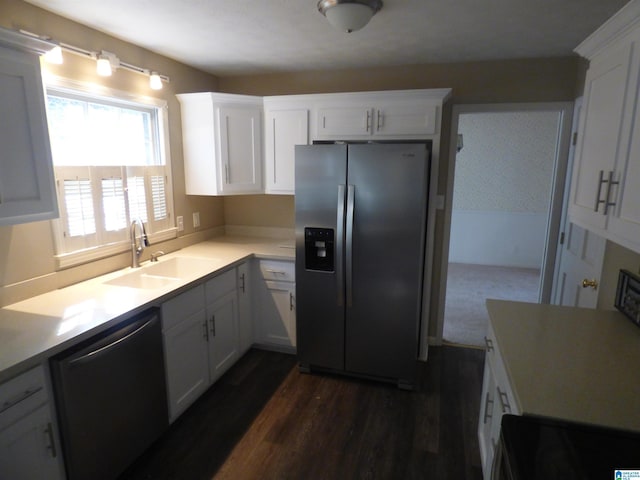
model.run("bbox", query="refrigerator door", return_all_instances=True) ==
[345,143,429,383]
[295,144,347,371]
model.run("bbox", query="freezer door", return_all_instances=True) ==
[295,144,347,371]
[345,143,429,383]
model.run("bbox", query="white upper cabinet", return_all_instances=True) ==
[0,28,58,226]
[263,107,308,195]
[177,92,263,196]
[313,90,447,141]
[571,1,640,253]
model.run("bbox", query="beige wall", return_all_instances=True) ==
[0,0,222,305]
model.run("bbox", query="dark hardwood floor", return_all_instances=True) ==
[119,346,485,480]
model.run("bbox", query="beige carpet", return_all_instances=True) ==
[443,263,540,347]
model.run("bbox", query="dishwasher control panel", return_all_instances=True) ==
[615,269,640,328]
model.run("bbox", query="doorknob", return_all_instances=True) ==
[582,278,598,290]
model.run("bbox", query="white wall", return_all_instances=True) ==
[449,111,560,268]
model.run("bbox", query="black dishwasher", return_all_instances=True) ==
[50,308,168,480]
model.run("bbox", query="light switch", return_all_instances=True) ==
[177,216,184,232]
[193,212,200,228]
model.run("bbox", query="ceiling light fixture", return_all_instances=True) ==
[96,50,118,76]
[149,72,163,90]
[317,0,383,33]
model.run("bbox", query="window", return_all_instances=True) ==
[46,81,175,268]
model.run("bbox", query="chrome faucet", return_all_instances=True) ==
[150,251,165,262]
[130,219,148,268]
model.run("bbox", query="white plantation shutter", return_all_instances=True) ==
[47,83,175,267]
[126,174,148,223]
[151,175,167,221]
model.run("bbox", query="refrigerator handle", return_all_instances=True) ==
[336,184,346,306]
[346,184,355,308]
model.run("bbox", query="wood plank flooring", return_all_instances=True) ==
[119,346,485,480]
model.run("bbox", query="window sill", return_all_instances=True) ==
[54,227,178,270]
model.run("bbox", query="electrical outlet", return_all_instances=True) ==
[193,212,200,228]
[177,215,184,232]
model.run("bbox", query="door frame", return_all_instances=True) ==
[433,102,574,344]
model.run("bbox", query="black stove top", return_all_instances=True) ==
[501,414,640,479]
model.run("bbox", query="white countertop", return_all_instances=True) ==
[0,235,295,383]
[487,299,640,432]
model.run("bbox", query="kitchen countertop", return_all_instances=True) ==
[0,235,295,383]
[486,299,640,432]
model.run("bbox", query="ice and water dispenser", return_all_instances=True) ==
[304,227,335,272]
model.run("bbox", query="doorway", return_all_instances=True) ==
[438,103,573,347]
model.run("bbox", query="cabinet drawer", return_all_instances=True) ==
[259,260,295,282]
[162,284,205,331]
[0,366,48,430]
[205,268,237,302]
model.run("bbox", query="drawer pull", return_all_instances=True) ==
[496,386,511,413]
[44,422,57,458]
[265,269,287,275]
[0,386,43,414]
[484,337,494,352]
[483,391,493,424]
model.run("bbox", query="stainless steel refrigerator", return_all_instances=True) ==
[295,142,430,389]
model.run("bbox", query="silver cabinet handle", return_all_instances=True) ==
[595,170,606,212]
[289,292,294,311]
[240,273,246,293]
[210,315,216,337]
[484,337,494,352]
[265,269,286,275]
[224,164,229,184]
[203,319,209,340]
[365,110,372,132]
[483,391,493,424]
[603,170,619,215]
[496,386,511,413]
[44,422,57,458]
[376,110,383,131]
[336,184,346,307]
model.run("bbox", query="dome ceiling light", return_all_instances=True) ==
[317,0,383,33]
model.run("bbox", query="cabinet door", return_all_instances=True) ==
[256,279,296,348]
[265,109,308,194]
[374,103,437,137]
[608,104,640,252]
[0,404,63,480]
[163,309,209,422]
[316,106,373,139]
[237,262,253,354]
[218,106,263,194]
[569,42,634,231]
[206,290,240,381]
[0,46,58,226]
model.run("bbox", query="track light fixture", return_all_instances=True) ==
[19,29,170,90]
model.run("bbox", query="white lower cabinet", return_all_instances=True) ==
[254,260,296,350]
[161,284,209,422]
[478,326,519,480]
[162,267,241,422]
[0,366,64,480]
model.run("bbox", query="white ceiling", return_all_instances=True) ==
[24,0,630,77]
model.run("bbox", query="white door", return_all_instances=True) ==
[206,290,240,381]
[552,98,605,308]
[553,222,605,307]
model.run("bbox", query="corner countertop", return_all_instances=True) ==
[0,235,295,383]
[486,299,640,432]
